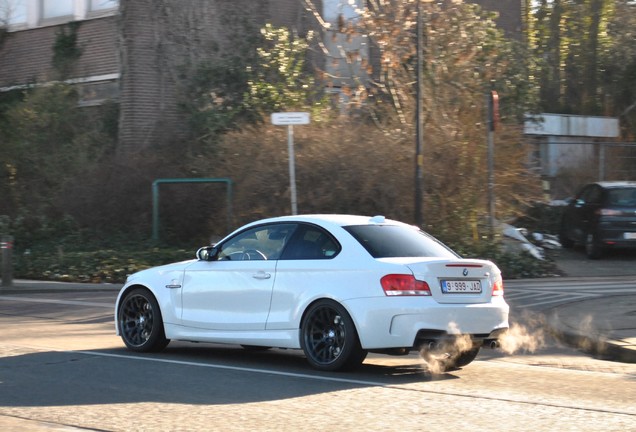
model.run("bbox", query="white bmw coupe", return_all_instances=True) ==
[115,215,509,371]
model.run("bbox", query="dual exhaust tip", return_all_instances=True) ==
[425,339,500,351]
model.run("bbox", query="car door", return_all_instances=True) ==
[180,223,296,330]
[578,185,604,238]
[568,184,602,242]
[265,223,342,331]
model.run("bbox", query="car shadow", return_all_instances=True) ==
[0,345,461,408]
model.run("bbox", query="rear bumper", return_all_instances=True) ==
[344,297,510,350]
[597,222,636,247]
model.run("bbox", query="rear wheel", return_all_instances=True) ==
[118,288,169,352]
[420,342,480,373]
[448,347,480,369]
[300,299,367,371]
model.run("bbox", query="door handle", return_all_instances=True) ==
[253,271,271,280]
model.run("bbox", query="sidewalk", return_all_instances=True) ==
[2,273,636,364]
[546,246,636,363]
[545,286,636,363]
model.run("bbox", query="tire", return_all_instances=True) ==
[559,222,574,249]
[448,347,480,369]
[585,233,603,259]
[118,287,169,352]
[420,342,480,372]
[300,299,367,372]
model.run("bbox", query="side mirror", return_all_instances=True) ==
[196,246,217,261]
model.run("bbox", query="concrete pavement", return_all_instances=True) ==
[545,247,636,363]
[2,271,635,364]
[546,289,636,363]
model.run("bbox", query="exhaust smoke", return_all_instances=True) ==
[498,321,546,354]
[418,315,550,374]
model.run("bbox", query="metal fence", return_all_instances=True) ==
[600,142,636,181]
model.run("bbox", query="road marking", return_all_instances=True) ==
[76,350,391,387]
[510,294,597,308]
[0,296,112,308]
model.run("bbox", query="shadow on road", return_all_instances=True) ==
[0,345,460,408]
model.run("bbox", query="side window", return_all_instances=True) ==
[586,186,603,205]
[280,225,340,260]
[578,185,601,204]
[577,185,593,202]
[216,224,296,261]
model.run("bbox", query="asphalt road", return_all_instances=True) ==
[1,288,635,431]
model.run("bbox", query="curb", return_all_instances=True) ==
[1,279,122,294]
[547,312,636,364]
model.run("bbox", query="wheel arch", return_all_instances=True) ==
[298,297,362,340]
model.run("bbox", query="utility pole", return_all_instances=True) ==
[414,0,424,228]
[487,88,499,231]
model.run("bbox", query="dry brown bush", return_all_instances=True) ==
[200,117,542,243]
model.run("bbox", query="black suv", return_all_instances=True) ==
[560,181,636,259]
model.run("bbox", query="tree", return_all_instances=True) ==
[528,0,636,138]
[245,23,328,119]
[308,0,542,234]
[0,84,114,218]
[195,1,543,242]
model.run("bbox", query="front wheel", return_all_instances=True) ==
[118,288,169,352]
[300,300,367,371]
[559,222,574,248]
[585,233,603,259]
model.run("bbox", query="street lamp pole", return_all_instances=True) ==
[414,0,424,227]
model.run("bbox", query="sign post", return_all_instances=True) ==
[272,112,310,215]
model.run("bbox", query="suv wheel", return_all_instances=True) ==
[585,233,603,259]
[559,222,574,248]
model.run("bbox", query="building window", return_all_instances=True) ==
[90,0,117,12]
[42,0,73,19]
[1,0,27,25]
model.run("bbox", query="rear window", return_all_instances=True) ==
[344,225,459,259]
[607,187,636,207]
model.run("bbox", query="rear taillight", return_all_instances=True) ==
[492,276,504,296]
[597,208,621,216]
[381,274,431,296]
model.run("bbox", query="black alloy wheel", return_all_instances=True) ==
[300,300,367,372]
[118,288,169,352]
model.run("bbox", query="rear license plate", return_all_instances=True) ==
[441,280,482,294]
[624,233,636,240]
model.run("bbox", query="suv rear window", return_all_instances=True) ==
[607,187,636,207]
[344,225,459,259]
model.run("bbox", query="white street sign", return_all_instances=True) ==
[271,112,310,125]
[271,112,310,216]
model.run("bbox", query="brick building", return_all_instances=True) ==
[0,0,523,153]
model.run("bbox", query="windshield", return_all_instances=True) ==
[344,225,459,259]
